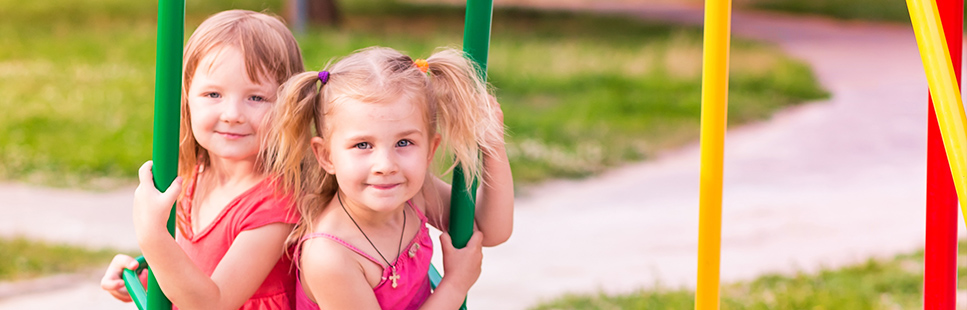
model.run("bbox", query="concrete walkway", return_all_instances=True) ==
[0,2,952,309]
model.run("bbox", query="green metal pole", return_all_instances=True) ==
[451,0,491,250]
[438,1,491,309]
[125,0,183,309]
[463,0,493,74]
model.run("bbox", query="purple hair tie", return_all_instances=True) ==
[318,71,330,85]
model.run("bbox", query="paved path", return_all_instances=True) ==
[0,2,954,309]
[473,2,952,308]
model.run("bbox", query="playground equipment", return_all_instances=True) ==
[121,0,493,308]
[695,0,731,309]
[695,0,967,309]
[908,0,966,309]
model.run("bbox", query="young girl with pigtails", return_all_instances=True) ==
[263,46,514,309]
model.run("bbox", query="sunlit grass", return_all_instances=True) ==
[748,0,914,23]
[0,0,827,188]
[531,242,967,309]
[0,236,127,281]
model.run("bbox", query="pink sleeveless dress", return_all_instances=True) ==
[176,168,299,310]
[295,201,433,310]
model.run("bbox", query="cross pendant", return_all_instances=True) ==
[389,267,400,288]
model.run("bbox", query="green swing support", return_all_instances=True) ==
[124,0,492,308]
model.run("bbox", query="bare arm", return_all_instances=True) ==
[133,161,291,310]
[301,239,383,310]
[473,138,514,246]
[300,230,482,310]
[425,96,514,247]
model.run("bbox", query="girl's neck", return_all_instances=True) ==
[203,156,263,188]
[335,191,405,228]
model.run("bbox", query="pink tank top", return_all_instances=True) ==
[295,201,433,310]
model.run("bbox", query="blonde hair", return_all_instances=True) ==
[176,9,304,236]
[263,46,503,245]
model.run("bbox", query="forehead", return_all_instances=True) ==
[327,97,428,135]
[194,46,274,86]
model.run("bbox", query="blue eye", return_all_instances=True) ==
[205,92,221,99]
[249,95,266,102]
[396,140,412,147]
[354,142,371,149]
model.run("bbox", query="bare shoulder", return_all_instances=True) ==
[299,235,380,308]
[300,235,360,276]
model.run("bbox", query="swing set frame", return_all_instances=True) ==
[695,0,967,309]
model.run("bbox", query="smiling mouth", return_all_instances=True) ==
[370,183,400,190]
[216,131,250,139]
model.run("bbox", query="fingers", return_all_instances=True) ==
[127,259,141,271]
[106,281,133,302]
[466,230,484,249]
[136,160,182,207]
[159,176,183,206]
[103,254,131,277]
[440,232,485,249]
[137,161,154,187]
[100,254,135,302]
[439,232,455,254]
[439,232,452,246]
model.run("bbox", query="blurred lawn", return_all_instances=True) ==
[530,241,967,309]
[0,0,827,188]
[748,0,937,23]
[0,236,127,281]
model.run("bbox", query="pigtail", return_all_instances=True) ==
[260,71,332,246]
[425,48,504,187]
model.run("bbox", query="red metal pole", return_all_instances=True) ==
[924,0,962,308]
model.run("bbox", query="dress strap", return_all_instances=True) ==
[405,200,428,225]
[298,233,387,268]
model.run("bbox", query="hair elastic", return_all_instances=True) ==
[318,71,330,84]
[413,59,428,73]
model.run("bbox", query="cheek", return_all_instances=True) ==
[250,103,273,122]
[403,147,432,172]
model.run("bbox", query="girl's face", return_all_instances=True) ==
[187,46,278,164]
[312,97,440,214]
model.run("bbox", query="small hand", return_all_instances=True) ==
[439,231,484,293]
[99,254,141,302]
[132,161,183,243]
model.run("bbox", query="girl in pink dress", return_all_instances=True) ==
[99,10,304,310]
[264,46,515,309]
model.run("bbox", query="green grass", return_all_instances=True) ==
[531,242,967,310]
[0,0,827,188]
[0,236,125,281]
[747,0,918,23]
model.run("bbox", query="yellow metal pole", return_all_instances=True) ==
[907,0,967,225]
[696,0,731,309]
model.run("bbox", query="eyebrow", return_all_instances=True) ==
[344,129,424,142]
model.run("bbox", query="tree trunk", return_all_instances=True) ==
[309,0,341,26]
[284,0,341,28]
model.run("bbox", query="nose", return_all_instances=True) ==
[372,148,399,175]
[219,97,245,124]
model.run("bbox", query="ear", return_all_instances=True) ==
[310,137,336,174]
[427,133,441,164]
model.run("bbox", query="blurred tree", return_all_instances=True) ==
[285,0,341,28]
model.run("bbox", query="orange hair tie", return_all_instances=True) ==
[414,59,429,73]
